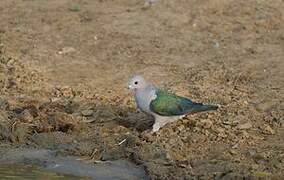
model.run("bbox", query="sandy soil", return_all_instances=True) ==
[0,0,283,179]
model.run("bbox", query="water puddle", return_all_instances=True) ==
[0,149,149,180]
[0,163,89,180]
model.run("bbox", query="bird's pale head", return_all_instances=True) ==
[128,75,148,90]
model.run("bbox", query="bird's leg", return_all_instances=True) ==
[152,121,161,132]
[152,116,169,132]
[152,116,183,132]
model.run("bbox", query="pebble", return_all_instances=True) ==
[255,101,275,112]
[81,109,94,117]
[58,47,76,55]
[61,87,74,98]
[237,122,252,130]
[19,109,34,123]
[216,127,225,133]
[248,148,257,156]
[232,143,239,149]
[262,125,275,135]
[232,115,246,124]
[218,132,227,138]
[50,97,62,103]
[80,117,96,123]
[241,130,250,138]
[177,125,185,132]
[11,124,30,143]
[213,41,220,48]
[251,164,259,170]
[0,98,9,110]
[199,119,213,129]
[0,112,7,122]
[72,112,81,117]
[229,150,237,155]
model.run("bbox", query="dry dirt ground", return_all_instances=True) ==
[0,0,284,179]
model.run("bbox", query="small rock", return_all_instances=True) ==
[18,109,34,123]
[216,127,225,133]
[222,120,233,125]
[11,123,30,143]
[140,130,155,142]
[256,101,275,112]
[81,109,94,117]
[229,150,237,155]
[101,149,124,161]
[241,130,250,138]
[72,112,81,117]
[0,111,8,122]
[0,98,9,110]
[218,132,227,138]
[262,125,275,135]
[61,86,74,98]
[213,41,220,48]
[31,132,75,149]
[237,122,252,130]
[252,153,267,164]
[0,122,11,140]
[178,162,188,168]
[50,97,64,103]
[232,143,239,149]
[232,115,246,124]
[199,119,213,129]
[80,116,96,123]
[174,124,185,132]
[251,164,259,170]
[248,148,257,156]
[58,47,76,55]
[193,127,201,132]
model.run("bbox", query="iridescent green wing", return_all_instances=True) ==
[150,89,218,116]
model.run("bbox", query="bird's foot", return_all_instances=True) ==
[139,122,161,141]
[139,129,155,141]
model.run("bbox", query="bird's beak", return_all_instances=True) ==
[126,82,131,89]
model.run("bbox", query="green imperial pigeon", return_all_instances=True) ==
[128,75,218,132]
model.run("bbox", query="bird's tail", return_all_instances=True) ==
[191,103,218,113]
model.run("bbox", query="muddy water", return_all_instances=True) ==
[0,149,149,180]
[0,164,87,180]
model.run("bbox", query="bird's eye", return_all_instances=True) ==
[134,81,138,85]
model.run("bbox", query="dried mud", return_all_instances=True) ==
[0,0,283,179]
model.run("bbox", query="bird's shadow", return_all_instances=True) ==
[68,100,154,132]
[116,110,154,132]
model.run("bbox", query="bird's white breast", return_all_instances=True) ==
[134,86,156,115]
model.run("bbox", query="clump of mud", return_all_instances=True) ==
[0,46,81,143]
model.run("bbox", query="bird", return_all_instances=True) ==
[128,75,218,132]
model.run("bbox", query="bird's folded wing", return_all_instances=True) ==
[149,89,197,116]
